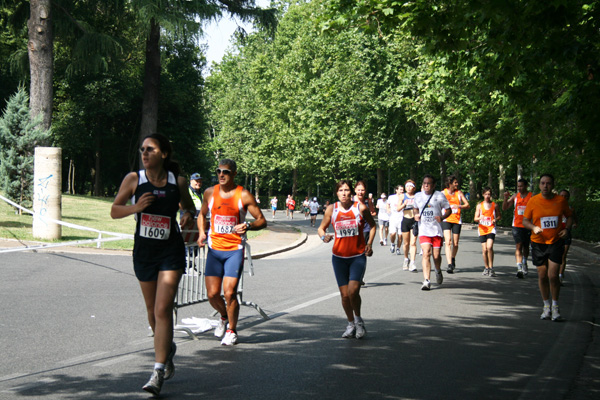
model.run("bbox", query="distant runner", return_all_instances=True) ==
[503,178,532,278]
[442,175,470,273]
[474,187,501,277]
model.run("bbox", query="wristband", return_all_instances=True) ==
[245,221,252,230]
[321,235,326,241]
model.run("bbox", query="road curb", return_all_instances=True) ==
[251,232,308,259]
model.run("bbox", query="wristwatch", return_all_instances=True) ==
[245,221,252,230]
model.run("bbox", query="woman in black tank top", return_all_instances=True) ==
[111,133,195,396]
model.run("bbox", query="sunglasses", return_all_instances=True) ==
[139,146,157,154]
[216,168,232,175]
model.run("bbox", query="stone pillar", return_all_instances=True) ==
[33,147,62,239]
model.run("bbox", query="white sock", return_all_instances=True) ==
[154,362,165,371]
[552,300,559,307]
[543,299,551,307]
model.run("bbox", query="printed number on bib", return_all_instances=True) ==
[540,216,558,230]
[451,205,459,214]
[214,215,238,234]
[140,213,171,240]
[480,216,493,227]
[517,206,526,215]
[422,209,435,223]
[335,220,358,238]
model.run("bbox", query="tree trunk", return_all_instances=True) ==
[377,167,384,196]
[28,0,53,131]
[139,18,161,166]
[94,133,101,196]
[437,150,447,190]
[291,168,298,198]
[517,164,523,181]
[498,164,505,197]
[469,169,477,200]
[255,175,260,199]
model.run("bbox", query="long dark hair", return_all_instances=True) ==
[143,133,181,176]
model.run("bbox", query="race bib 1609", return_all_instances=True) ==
[140,213,171,240]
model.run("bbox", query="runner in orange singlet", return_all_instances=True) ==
[474,187,501,277]
[503,178,532,278]
[318,180,377,339]
[197,159,266,345]
[523,174,573,322]
[441,175,470,273]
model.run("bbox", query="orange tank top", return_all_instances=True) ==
[443,189,462,224]
[332,201,365,258]
[512,192,532,228]
[478,201,497,236]
[208,185,247,251]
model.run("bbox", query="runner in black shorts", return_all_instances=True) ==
[111,133,196,396]
[503,178,532,278]
[558,190,576,285]
[523,174,573,322]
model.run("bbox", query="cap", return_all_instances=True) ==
[190,173,202,180]
[381,194,386,198]
[313,197,317,201]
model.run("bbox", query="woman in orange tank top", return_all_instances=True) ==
[318,180,377,339]
[474,187,501,277]
[441,175,470,273]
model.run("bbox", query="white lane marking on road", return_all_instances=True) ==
[278,267,398,315]
[94,354,137,367]
[0,373,29,383]
[57,351,109,366]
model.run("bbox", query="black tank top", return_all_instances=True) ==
[133,170,184,262]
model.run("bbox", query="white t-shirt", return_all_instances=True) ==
[387,194,403,220]
[414,191,450,237]
[376,198,389,221]
[309,201,319,214]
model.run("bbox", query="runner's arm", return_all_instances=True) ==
[236,189,267,234]
[502,193,516,211]
[473,203,482,223]
[318,205,334,243]
[197,187,213,247]
[111,172,153,219]
[458,191,470,209]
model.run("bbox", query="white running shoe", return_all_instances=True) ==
[379,240,384,246]
[516,264,524,279]
[435,269,443,285]
[489,268,496,277]
[221,329,238,345]
[482,268,489,276]
[409,261,417,272]
[142,369,164,396]
[390,244,396,254]
[551,305,562,321]
[402,259,410,270]
[164,342,176,380]
[214,318,228,338]
[421,279,431,291]
[355,319,366,339]
[383,239,387,246]
[523,263,529,275]
[342,322,356,338]
[540,305,551,320]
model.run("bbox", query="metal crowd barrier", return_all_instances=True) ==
[174,230,270,340]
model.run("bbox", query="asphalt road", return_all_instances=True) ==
[1,218,598,400]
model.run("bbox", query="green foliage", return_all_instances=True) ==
[572,200,600,243]
[0,88,50,207]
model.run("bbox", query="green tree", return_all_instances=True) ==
[0,87,50,209]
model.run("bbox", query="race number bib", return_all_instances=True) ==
[540,216,558,230]
[422,208,435,223]
[451,205,459,214]
[335,219,358,238]
[140,213,171,240]
[480,216,493,227]
[214,215,238,234]
[517,206,526,215]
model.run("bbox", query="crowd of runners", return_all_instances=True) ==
[110,137,577,396]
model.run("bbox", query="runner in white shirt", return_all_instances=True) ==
[309,197,320,227]
[376,193,390,245]
[413,175,451,291]
[387,185,404,255]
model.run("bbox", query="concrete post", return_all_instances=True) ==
[33,147,62,239]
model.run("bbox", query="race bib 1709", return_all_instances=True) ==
[214,215,237,234]
[540,216,558,230]
[335,219,358,238]
[140,213,171,240]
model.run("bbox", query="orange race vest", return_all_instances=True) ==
[208,185,247,251]
[512,192,532,228]
[478,202,497,236]
[332,201,365,258]
[524,194,572,244]
[443,189,462,224]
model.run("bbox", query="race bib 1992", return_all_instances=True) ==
[335,219,358,238]
[140,213,171,240]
